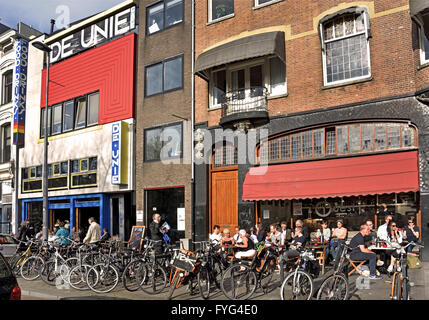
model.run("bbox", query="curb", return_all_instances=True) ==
[21,289,63,300]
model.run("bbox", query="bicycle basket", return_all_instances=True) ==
[171,249,197,272]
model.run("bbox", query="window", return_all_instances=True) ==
[1,124,11,163]
[87,92,99,126]
[147,0,184,35]
[213,143,237,167]
[144,122,183,162]
[255,0,281,7]
[2,70,13,105]
[258,122,417,164]
[22,165,42,193]
[209,57,286,108]
[40,92,99,138]
[70,157,97,188]
[209,0,234,22]
[418,14,429,64]
[145,55,183,96]
[321,10,371,85]
[22,162,68,193]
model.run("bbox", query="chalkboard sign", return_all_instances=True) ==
[128,226,145,252]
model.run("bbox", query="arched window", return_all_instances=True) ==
[319,7,371,85]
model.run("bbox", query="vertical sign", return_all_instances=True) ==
[112,121,129,185]
[13,38,29,147]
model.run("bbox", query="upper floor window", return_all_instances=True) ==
[417,12,429,65]
[144,122,183,162]
[147,0,184,35]
[254,0,281,7]
[1,70,13,105]
[320,9,371,86]
[210,56,286,108]
[70,157,97,188]
[0,123,11,163]
[258,122,417,164]
[145,55,183,97]
[208,0,234,22]
[41,92,99,138]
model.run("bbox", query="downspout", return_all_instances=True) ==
[191,0,195,241]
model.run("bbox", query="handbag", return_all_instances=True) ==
[407,254,422,269]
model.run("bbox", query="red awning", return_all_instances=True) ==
[242,151,420,201]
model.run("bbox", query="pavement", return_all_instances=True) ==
[16,262,429,301]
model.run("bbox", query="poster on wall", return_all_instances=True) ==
[293,202,303,216]
[177,208,185,231]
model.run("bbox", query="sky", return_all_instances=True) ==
[0,0,124,34]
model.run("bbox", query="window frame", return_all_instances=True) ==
[208,0,235,23]
[146,0,184,36]
[144,121,184,162]
[1,70,13,105]
[253,0,284,9]
[0,123,11,163]
[145,54,184,97]
[320,10,372,87]
[70,156,98,189]
[417,16,429,65]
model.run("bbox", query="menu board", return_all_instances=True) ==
[128,226,145,251]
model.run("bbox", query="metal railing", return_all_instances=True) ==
[221,86,268,118]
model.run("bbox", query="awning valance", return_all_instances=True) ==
[410,0,429,16]
[242,151,419,201]
[195,31,285,78]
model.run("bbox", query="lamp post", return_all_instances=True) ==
[32,41,51,240]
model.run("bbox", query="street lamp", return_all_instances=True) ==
[32,40,51,241]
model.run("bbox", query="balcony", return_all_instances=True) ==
[220,87,269,130]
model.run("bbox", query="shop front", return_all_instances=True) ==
[21,194,110,234]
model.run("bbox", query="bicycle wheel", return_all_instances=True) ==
[259,266,274,294]
[220,264,257,300]
[122,260,145,292]
[212,259,223,288]
[198,266,211,300]
[401,276,410,300]
[167,272,181,300]
[20,256,44,281]
[68,264,92,290]
[316,274,349,300]
[10,253,27,276]
[40,260,56,286]
[392,273,401,300]
[140,262,168,294]
[86,264,119,294]
[280,270,313,300]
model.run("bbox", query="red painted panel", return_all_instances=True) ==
[40,33,136,124]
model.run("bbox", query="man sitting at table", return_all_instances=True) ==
[279,226,307,282]
[377,215,393,242]
[294,219,310,243]
[266,224,282,246]
[349,224,382,280]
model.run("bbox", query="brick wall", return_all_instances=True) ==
[195,0,428,127]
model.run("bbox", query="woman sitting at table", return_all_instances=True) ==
[386,220,403,273]
[330,220,348,262]
[316,220,331,242]
[234,229,256,260]
[220,229,235,246]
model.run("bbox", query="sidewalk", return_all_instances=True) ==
[18,263,429,300]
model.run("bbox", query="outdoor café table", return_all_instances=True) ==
[307,241,329,275]
[221,244,237,261]
[367,245,396,273]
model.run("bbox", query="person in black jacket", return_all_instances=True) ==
[148,213,163,254]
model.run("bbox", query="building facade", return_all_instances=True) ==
[18,0,138,240]
[0,23,42,234]
[193,0,429,258]
[136,0,193,242]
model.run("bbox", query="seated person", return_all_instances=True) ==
[386,221,403,273]
[255,223,265,243]
[364,219,377,245]
[101,228,111,242]
[330,220,348,262]
[266,224,282,246]
[349,224,381,280]
[220,228,235,246]
[279,226,307,282]
[55,221,70,245]
[404,216,420,253]
[249,227,259,244]
[209,225,222,245]
[294,219,310,243]
[233,226,242,244]
[234,229,256,260]
[316,220,331,242]
[376,215,393,242]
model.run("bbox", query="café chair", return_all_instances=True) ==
[346,256,366,276]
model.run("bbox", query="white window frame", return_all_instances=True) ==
[254,0,283,9]
[320,10,372,87]
[417,16,429,65]
[208,56,287,109]
[208,0,235,23]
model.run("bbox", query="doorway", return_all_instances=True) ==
[49,209,70,231]
[75,207,99,233]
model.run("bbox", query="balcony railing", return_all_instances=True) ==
[221,87,268,118]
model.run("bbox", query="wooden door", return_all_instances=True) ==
[211,170,238,230]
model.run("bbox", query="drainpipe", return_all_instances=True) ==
[191,0,195,242]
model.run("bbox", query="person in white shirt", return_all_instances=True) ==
[316,220,331,242]
[209,225,222,245]
[83,217,101,244]
[376,215,393,242]
[386,220,403,273]
[233,226,242,244]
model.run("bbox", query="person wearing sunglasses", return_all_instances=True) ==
[404,216,420,253]
[386,220,403,273]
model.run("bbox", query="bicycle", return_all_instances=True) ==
[20,240,51,281]
[280,249,317,300]
[8,239,39,276]
[220,243,280,300]
[316,243,351,300]
[390,241,424,300]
